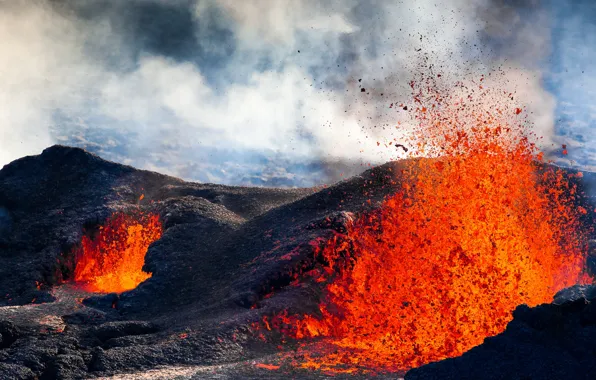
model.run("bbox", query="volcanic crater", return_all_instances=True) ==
[1,145,596,379]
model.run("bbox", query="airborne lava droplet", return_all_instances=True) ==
[74,211,162,293]
[262,74,592,374]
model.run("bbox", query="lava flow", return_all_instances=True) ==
[265,75,593,373]
[74,211,162,293]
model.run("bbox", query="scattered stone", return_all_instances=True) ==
[92,321,159,342]
[305,211,354,233]
[0,363,34,380]
[0,320,20,348]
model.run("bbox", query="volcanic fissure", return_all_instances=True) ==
[258,76,594,374]
[73,211,163,294]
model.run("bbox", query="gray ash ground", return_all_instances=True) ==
[1,145,596,379]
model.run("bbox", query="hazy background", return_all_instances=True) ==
[0,0,591,186]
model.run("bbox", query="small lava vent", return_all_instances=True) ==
[73,211,162,293]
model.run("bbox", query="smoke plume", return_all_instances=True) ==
[0,0,573,186]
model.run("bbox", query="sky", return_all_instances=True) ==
[0,0,593,186]
[546,0,596,171]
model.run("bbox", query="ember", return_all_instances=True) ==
[267,75,593,373]
[73,211,162,293]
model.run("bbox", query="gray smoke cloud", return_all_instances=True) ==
[0,0,559,186]
[546,1,596,172]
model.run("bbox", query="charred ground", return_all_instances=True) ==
[0,145,595,379]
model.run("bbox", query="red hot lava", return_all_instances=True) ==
[263,75,593,373]
[74,211,162,293]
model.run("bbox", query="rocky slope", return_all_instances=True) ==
[406,286,596,380]
[0,145,595,379]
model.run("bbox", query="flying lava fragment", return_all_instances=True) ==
[260,74,592,374]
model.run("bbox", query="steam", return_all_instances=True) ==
[0,0,565,185]
[547,1,596,172]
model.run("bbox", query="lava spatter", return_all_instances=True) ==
[74,211,162,293]
[264,75,593,373]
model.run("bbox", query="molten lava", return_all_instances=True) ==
[74,211,162,293]
[265,75,593,373]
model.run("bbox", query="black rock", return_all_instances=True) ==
[0,363,35,380]
[1,145,596,379]
[40,354,86,380]
[91,321,159,342]
[405,287,596,380]
[0,320,20,349]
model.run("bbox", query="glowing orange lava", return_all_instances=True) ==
[74,211,162,293]
[266,75,593,373]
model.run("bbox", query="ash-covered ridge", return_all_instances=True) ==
[0,145,595,379]
[0,145,399,379]
[0,145,315,308]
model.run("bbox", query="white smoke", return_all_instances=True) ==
[0,1,82,165]
[0,0,559,185]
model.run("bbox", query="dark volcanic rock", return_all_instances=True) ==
[0,363,34,380]
[405,286,596,380]
[1,145,596,379]
[305,210,355,233]
[41,353,86,380]
[0,145,318,379]
[91,321,159,342]
[83,292,120,310]
[0,145,312,307]
[0,320,20,349]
